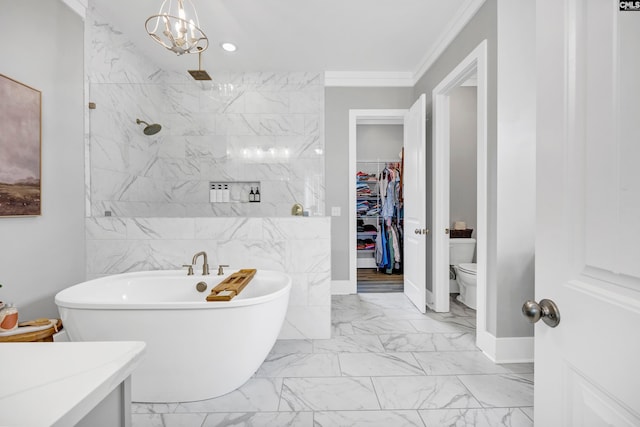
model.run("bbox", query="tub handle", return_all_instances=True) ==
[217,264,230,275]
[182,264,194,276]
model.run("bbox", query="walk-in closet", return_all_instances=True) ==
[355,124,404,292]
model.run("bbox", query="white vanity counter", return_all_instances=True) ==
[0,341,145,426]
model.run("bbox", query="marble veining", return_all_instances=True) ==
[130,294,534,427]
[419,408,534,427]
[86,217,331,340]
[279,377,379,411]
[86,6,325,217]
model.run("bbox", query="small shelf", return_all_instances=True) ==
[357,231,377,236]
[357,249,375,253]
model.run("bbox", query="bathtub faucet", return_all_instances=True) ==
[192,251,210,275]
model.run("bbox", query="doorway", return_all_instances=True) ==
[355,123,405,293]
[347,109,407,295]
[431,40,490,355]
[347,96,428,313]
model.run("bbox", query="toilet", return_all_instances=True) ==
[449,238,477,309]
[454,263,477,309]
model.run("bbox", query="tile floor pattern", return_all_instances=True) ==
[132,294,534,427]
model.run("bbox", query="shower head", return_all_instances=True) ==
[136,118,162,136]
[188,49,212,81]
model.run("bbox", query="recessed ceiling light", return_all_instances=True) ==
[221,42,237,52]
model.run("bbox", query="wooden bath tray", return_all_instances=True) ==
[206,269,257,301]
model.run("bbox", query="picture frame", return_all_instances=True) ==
[0,74,42,217]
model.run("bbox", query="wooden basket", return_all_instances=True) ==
[450,228,473,238]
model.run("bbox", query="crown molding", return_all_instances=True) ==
[61,0,88,19]
[325,0,486,88]
[324,71,414,87]
[412,0,487,83]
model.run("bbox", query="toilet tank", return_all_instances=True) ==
[449,238,476,265]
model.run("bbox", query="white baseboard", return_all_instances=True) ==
[331,280,355,295]
[477,330,534,364]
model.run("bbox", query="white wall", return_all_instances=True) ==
[450,86,478,236]
[0,0,85,320]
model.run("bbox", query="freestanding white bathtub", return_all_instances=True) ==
[55,269,291,403]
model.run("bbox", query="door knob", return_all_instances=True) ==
[414,229,430,235]
[445,228,450,234]
[414,229,422,234]
[522,299,560,327]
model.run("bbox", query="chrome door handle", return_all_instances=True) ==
[522,299,560,328]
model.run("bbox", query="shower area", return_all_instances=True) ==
[83,4,331,341]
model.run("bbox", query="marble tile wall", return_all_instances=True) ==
[86,217,331,340]
[86,5,325,218]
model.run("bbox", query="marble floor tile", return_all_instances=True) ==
[270,339,313,354]
[332,307,385,323]
[331,294,363,310]
[132,413,164,427]
[409,317,475,334]
[358,293,417,310]
[202,411,313,427]
[132,402,178,414]
[339,352,425,376]
[372,376,482,410]
[162,412,207,427]
[313,334,385,353]
[382,308,434,320]
[448,299,477,317]
[173,378,283,413]
[419,408,534,427]
[331,321,354,336]
[351,319,418,335]
[131,294,535,426]
[379,332,478,352]
[279,377,380,411]
[413,350,509,375]
[254,353,340,378]
[457,374,534,407]
[313,410,425,427]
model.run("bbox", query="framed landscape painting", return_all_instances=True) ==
[0,74,42,216]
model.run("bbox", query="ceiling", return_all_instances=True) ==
[92,0,481,82]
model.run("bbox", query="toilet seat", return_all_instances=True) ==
[457,263,477,275]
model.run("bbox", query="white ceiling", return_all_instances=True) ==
[91,0,483,83]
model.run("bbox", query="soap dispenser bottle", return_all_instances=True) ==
[249,187,255,202]
[222,184,230,203]
[254,187,261,202]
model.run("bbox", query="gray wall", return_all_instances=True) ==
[413,0,499,334]
[357,125,404,161]
[494,0,536,337]
[0,0,85,320]
[414,0,536,338]
[325,88,413,280]
[450,87,478,236]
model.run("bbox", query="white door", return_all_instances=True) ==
[533,0,640,424]
[403,94,427,313]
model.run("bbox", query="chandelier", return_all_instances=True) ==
[145,0,209,55]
